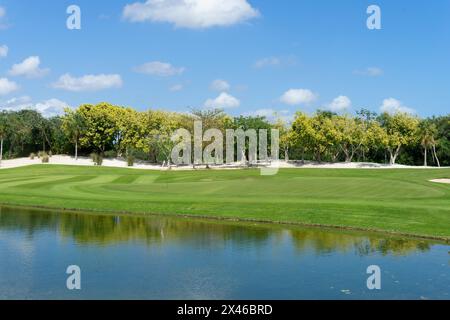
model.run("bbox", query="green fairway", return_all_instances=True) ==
[0,165,449,239]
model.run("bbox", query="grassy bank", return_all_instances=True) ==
[0,165,449,239]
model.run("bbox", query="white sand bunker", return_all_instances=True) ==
[430,179,450,184]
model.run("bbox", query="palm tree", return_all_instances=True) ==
[419,121,438,167]
[431,136,441,168]
[62,109,86,160]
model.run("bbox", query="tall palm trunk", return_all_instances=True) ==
[432,144,440,167]
[423,147,427,167]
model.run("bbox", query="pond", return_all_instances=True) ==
[0,206,449,300]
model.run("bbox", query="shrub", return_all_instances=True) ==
[96,155,103,166]
[127,155,135,167]
[104,150,117,159]
[41,152,49,163]
[30,153,36,160]
[127,148,150,161]
[91,153,103,166]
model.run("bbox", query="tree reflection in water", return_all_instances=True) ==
[0,206,434,256]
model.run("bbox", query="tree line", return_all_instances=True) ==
[0,103,448,166]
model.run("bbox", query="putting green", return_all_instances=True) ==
[0,165,449,239]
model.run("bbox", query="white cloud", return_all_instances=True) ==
[123,0,259,29]
[380,98,415,114]
[354,67,383,77]
[0,78,19,96]
[254,57,281,69]
[52,74,123,92]
[134,61,185,76]
[327,95,352,112]
[0,45,8,58]
[280,89,317,106]
[0,6,8,29]
[169,84,184,92]
[0,96,70,118]
[247,108,293,122]
[2,96,32,106]
[210,79,230,92]
[1,96,32,109]
[34,99,71,117]
[204,92,240,109]
[253,56,297,69]
[9,56,49,78]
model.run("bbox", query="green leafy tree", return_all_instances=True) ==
[311,112,338,162]
[378,113,420,165]
[78,103,119,155]
[291,112,315,163]
[334,115,365,162]
[141,110,188,164]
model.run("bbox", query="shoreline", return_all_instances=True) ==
[1,202,449,243]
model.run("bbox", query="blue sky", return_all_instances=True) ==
[0,0,449,119]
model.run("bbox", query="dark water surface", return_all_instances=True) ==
[0,206,449,300]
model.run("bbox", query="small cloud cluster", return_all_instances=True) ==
[204,79,238,108]
[0,45,8,58]
[354,67,383,77]
[380,98,415,114]
[0,6,9,29]
[204,92,240,109]
[210,79,230,92]
[169,84,184,92]
[327,95,352,112]
[134,61,185,77]
[9,56,49,78]
[123,0,259,29]
[0,77,18,96]
[247,108,293,123]
[280,89,317,106]
[52,74,123,92]
[0,96,70,118]
[254,56,297,69]
[254,57,281,69]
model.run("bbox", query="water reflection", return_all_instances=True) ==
[0,206,436,256]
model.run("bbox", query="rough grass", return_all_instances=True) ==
[0,165,449,239]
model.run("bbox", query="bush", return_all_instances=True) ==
[91,153,103,166]
[127,155,135,167]
[49,150,53,158]
[104,150,117,159]
[30,153,36,160]
[41,152,49,163]
[127,148,150,161]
